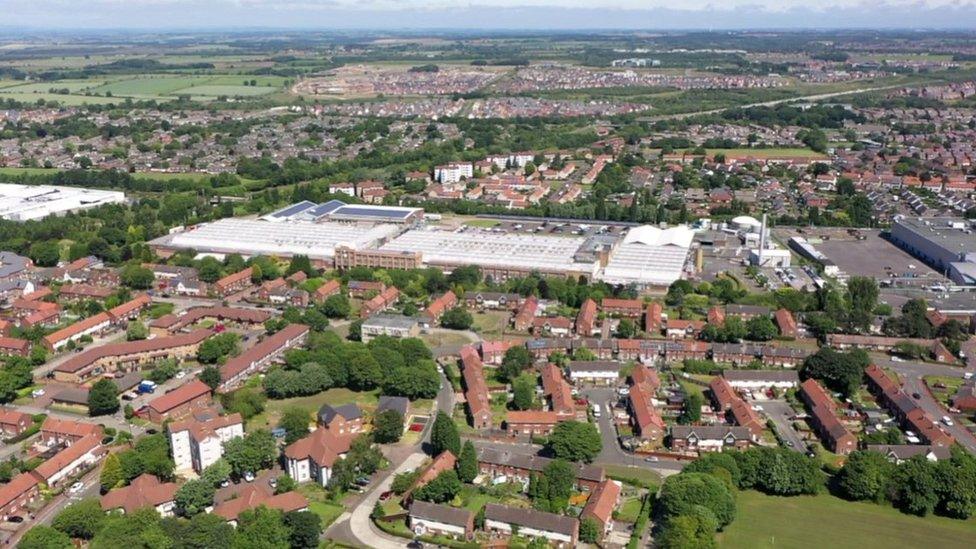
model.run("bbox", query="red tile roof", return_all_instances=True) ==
[147,380,212,417]
[582,479,621,527]
[43,312,112,348]
[56,329,212,374]
[100,474,178,514]
[284,427,354,468]
[32,433,102,482]
[213,486,307,522]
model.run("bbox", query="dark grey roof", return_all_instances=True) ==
[722,370,799,383]
[318,403,362,423]
[670,425,752,440]
[566,361,620,373]
[377,396,409,416]
[113,372,143,392]
[0,252,31,279]
[303,200,346,219]
[330,205,415,220]
[476,446,604,482]
[409,501,473,527]
[52,387,90,405]
[484,503,577,536]
[266,200,317,219]
[866,444,951,461]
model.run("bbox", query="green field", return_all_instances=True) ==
[0,74,289,104]
[89,76,214,97]
[173,85,277,98]
[247,388,381,431]
[718,491,976,549]
[0,91,121,105]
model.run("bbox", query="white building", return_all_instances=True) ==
[409,501,474,540]
[0,183,125,222]
[435,162,473,184]
[601,225,695,287]
[722,370,799,390]
[566,361,620,385]
[284,428,352,487]
[168,412,244,474]
[484,504,578,547]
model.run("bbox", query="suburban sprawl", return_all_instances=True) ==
[0,28,973,549]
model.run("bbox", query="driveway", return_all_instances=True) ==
[757,400,805,452]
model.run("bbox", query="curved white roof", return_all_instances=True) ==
[623,225,695,248]
[732,215,762,228]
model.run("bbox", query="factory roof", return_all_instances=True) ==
[0,183,125,222]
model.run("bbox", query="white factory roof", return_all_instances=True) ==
[378,227,595,274]
[0,183,125,221]
[158,218,401,260]
[600,225,694,286]
[731,215,763,229]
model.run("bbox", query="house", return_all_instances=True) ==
[505,411,562,437]
[213,485,308,525]
[460,346,492,429]
[0,337,30,357]
[800,379,857,455]
[512,295,538,331]
[360,314,419,342]
[708,376,738,411]
[318,403,364,435]
[644,301,663,333]
[628,381,665,441]
[423,290,458,326]
[533,316,573,337]
[865,364,955,447]
[377,395,410,418]
[284,428,354,487]
[100,474,178,516]
[168,411,244,474]
[866,444,952,464]
[149,306,270,335]
[952,381,976,412]
[480,340,517,365]
[670,425,753,452]
[348,280,386,298]
[40,417,101,446]
[220,324,309,389]
[31,433,103,488]
[405,451,457,501]
[665,319,706,339]
[775,308,798,338]
[146,380,213,423]
[566,361,619,385]
[213,267,253,296]
[312,279,341,303]
[725,304,771,320]
[581,479,622,539]
[107,294,152,324]
[576,298,597,336]
[484,503,578,547]
[464,291,522,309]
[0,408,32,438]
[722,370,799,390]
[0,473,40,521]
[541,363,575,416]
[360,286,400,318]
[601,298,643,318]
[42,312,112,351]
[409,501,474,540]
[476,446,605,491]
[53,329,212,383]
[707,306,726,326]
[711,342,762,365]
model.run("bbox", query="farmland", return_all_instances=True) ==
[0,73,287,103]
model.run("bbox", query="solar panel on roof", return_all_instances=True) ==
[267,201,317,219]
[305,200,346,218]
[331,206,413,219]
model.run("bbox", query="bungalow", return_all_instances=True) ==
[409,501,474,540]
[100,474,178,517]
[484,503,578,547]
[213,486,308,525]
[670,425,753,453]
[566,361,619,386]
[866,444,952,464]
[53,329,212,383]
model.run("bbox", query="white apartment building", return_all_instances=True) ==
[168,412,244,474]
[435,162,473,184]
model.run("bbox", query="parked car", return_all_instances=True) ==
[69,482,84,494]
[942,416,954,426]
[8,516,23,523]
[379,491,394,502]
[31,389,45,398]
[243,472,255,483]
[269,477,278,489]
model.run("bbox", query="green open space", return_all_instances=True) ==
[247,387,381,431]
[718,491,976,549]
[463,219,501,228]
[471,311,512,337]
[599,463,662,487]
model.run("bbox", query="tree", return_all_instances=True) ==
[512,373,536,411]
[579,517,601,544]
[179,513,234,549]
[658,473,736,529]
[430,411,461,456]
[616,318,638,339]
[658,512,718,549]
[837,450,894,502]
[126,320,148,341]
[223,430,277,477]
[414,470,462,503]
[440,307,473,330]
[682,452,742,487]
[175,479,216,517]
[284,510,322,549]
[232,506,289,549]
[19,526,72,549]
[382,360,440,400]
[456,440,478,483]
[90,507,169,549]
[742,447,821,496]
[499,345,533,382]
[120,265,155,289]
[542,459,575,507]
[893,456,940,516]
[28,241,61,267]
[345,346,382,390]
[201,459,233,488]
[392,471,420,495]
[52,499,105,539]
[199,366,222,391]
[249,263,263,284]
[546,420,602,463]
[88,378,119,416]
[321,294,350,318]
[746,316,777,341]
[846,276,879,332]
[799,347,869,398]
[197,333,240,364]
[278,407,310,444]
[680,392,703,424]
[100,453,124,491]
[286,255,317,278]
[372,410,404,444]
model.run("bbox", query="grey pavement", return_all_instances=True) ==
[756,399,805,452]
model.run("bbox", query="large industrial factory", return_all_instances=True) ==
[150,201,696,287]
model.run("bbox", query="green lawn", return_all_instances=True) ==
[471,311,512,337]
[615,496,644,523]
[247,388,380,430]
[718,491,976,549]
[600,464,662,488]
[463,219,500,228]
[308,501,345,528]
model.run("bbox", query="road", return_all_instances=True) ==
[5,462,101,546]
[643,84,905,122]
[882,356,976,454]
[757,400,805,452]
[584,387,684,475]
[326,370,455,547]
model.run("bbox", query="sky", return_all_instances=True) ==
[3,0,976,30]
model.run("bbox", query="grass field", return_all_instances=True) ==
[463,219,501,228]
[645,147,827,159]
[471,311,512,337]
[247,388,381,431]
[600,464,662,487]
[718,491,976,549]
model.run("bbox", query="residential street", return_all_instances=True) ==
[757,399,805,452]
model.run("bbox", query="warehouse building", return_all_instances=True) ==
[0,183,125,221]
[600,225,695,286]
[890,217,976,285]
